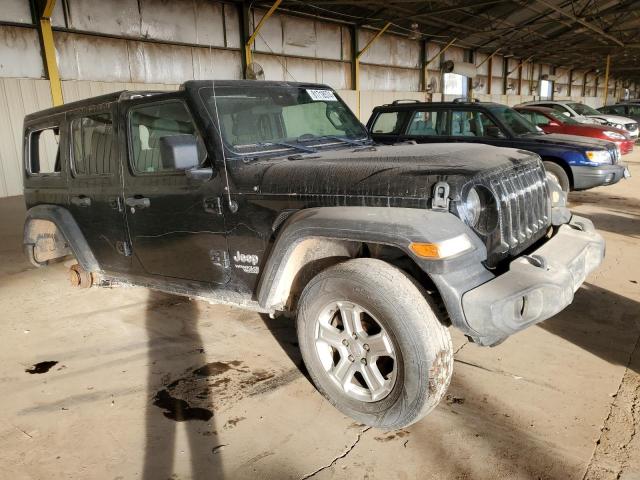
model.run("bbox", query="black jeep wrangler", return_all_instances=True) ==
[23,80,604,429]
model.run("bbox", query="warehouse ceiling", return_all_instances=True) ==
[263,0,640,81]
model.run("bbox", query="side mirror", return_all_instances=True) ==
[159,134,200,170]
[562,111,571,117]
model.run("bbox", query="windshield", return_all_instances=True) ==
[567,102,600,116]
[200,85,368,156]
[548,110,579,125]
[489,106,540,136]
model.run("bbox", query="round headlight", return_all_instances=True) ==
[462,187,481,226]
[461,185,499,235]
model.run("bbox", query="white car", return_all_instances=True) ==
[517,100,638,139]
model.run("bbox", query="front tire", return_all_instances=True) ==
[296,258,453,429]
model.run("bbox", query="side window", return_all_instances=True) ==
[628,105,640,116]
[517,111,536,125]
[451,111,504,138]
[71,113,116,176]
[535,113,551,126]
[129,100,206,174]
[29,127,60,175]
[406,110,448,136]
[550,104,571,116]
[371,111,408,134]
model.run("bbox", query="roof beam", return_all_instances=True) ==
[534,0,624,46]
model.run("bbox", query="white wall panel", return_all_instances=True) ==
[358,30,420,69]
[193,49,242,80]
[1,0,33,24]
[282,15,317,57]
[223,4,241,49]
[56,33,131,82]
[0,78,53,197]
[0,27,44,79]
[252,9,284,54]
[361,65,419,91]
[128,42,194,84]
[67,0,141,37]
[316,22,344,61]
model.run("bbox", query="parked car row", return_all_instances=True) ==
[367,98,630,193]
[517,100,639,139]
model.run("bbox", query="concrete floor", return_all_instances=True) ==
[1,154,640,480]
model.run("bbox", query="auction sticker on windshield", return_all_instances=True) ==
[306,89,338,102]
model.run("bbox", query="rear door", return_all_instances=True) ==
[447,109,511,148]
[398,108,450,143]
[122,95,230,285]
[66,104,131,272]
[368,110,411,144]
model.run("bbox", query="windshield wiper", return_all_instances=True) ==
[254,141,317,154]
[297,134,369,147]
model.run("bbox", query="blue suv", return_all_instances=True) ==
[367,99,629,193]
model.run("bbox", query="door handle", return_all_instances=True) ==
[109,197,123,212]
[71,195,91,207]
[125,196,151,209]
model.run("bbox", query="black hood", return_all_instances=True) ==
[228,143,541,201]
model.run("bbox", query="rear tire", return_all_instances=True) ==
[543,161,570,193]
[296,258,453,429]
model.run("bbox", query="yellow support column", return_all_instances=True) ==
[354,22,392,118]
[244,0,283,69]
[39,0,63,106]
[603,54,611,105]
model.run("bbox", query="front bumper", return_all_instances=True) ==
[572,164,627,190]
[460,215,604,345]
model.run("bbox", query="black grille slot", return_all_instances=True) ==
[483,161,551,260]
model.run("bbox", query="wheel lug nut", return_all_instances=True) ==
[348,355,355,362]
[360,358,367,365]
[363,344,370,351]
[342,339,349,346]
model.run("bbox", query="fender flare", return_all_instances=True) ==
[256,206,486,311]
[24,204,100,272]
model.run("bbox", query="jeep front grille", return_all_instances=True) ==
[483,160,551,264]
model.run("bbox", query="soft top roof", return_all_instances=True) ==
[24,80,336,123]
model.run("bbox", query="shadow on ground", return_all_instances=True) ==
[143,291,224,479]
[539,283,640,374]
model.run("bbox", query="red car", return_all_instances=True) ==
[516,106,634,155]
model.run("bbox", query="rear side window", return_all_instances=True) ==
[371,111,409,134]
[535,113,551,126]
[29,127,60,175]
[71,113,116,176]
[129,100,206,174]
[406,110,448,136]
[451,111,503,138]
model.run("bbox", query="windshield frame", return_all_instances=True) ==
[197,84,369,159]
[488,105,541,137]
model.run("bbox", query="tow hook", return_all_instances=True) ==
[522,254,547,270]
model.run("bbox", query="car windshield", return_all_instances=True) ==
[489,106,540,136]
[200,84,368,156]
[548,110,579,125]
[567,102,600,116]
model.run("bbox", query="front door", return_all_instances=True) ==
[122,96,229,285]
[66,104,131,273]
